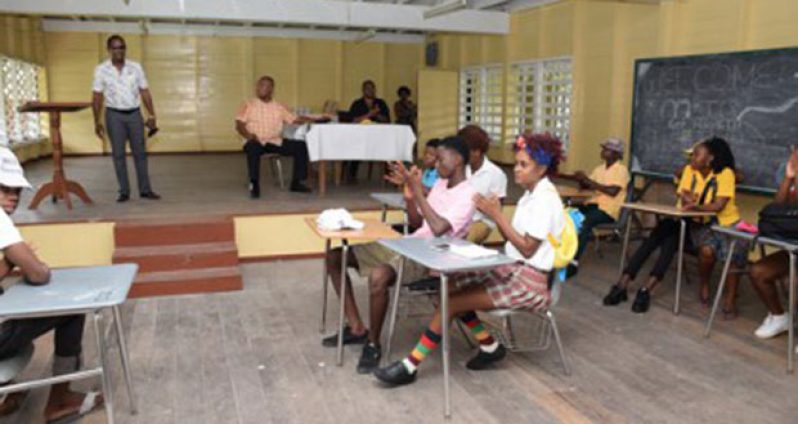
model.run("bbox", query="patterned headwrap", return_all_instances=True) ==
[515,136,553,167]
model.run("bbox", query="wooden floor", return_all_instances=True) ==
[3,241,797,424]
[16,154,524,224]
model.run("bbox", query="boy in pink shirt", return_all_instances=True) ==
[410,177,475,239]
[323,136,475,374]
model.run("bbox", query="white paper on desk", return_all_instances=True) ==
[448,244,499,259]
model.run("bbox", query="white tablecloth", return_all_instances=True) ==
[305,124,416,162]
[282,123,311,141]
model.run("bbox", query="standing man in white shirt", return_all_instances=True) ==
[459,125,508,244]
[92,34,160,203]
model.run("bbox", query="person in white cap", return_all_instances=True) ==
[0,147,104,422]
[568,137,629,278]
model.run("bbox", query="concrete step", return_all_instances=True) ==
[114,217,234,247]
[129,266,243,298]
[113,242,238,273]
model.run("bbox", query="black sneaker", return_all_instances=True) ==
[356,343,381,375]
[116,194,130,203]
[465,344,506,370]
[374,360,417,386]
[603,284,628,306]
[249,182,260,199]
[321,326,369,348]
[631,288,651,313]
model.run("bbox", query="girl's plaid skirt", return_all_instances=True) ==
[452,263,550,312]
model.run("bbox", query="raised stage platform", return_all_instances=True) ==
[16,154,524,225]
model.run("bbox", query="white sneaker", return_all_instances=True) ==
[754,313,790,339]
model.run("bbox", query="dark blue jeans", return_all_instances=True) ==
[575,204,615,260]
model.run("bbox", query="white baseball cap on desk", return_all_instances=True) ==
[0,147,32,189]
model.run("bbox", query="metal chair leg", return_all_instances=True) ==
[321,239,330,333]
[704,240,736,338]
[274,157,285,189]
[93,311,116,424]
[455,319,476,349]
[336,241,349,366]
[504,315,517,350]
[547,310,571,376]
[674,219,687,315]
[112,306,137,414]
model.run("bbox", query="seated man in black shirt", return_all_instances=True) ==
[346,80,391,182]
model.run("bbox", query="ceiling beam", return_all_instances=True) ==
[41,18,427,44]
[471,0,512,10]
[2,0,509,34]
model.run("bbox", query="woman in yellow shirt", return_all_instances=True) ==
[685,138,745,318]
[603,137,743,314]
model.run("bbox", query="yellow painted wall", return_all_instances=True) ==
[18,222,115,268]
[0,16,46,65]
[417,69,459,152]
[39,31,423,155]
[44,32,99,154]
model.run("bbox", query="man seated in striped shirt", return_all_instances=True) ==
[236,76,326,198]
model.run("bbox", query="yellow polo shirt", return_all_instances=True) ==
[677,165,740,226]
[587,161,630,220]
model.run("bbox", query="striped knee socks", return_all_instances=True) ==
[402,328,441,373]
[460,311,498,353]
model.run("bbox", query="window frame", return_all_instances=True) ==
[0,55,45,147]
[506,56,573,150]
[458,63,504,144]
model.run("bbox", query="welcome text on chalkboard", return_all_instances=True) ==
[630,47,798,193]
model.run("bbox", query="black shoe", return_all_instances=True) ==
[116,194,130,203]
[249,182,260,199]
[374,360,417,386]
[289,182,312,193]
[603,284,628,306]
[356,343,382,375]
[631,288,651,313]
[321,326,369,348]
[140,191,161,200]
[465,344,506,370]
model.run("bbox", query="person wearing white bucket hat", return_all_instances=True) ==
[0,147,104,422]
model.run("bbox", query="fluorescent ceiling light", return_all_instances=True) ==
[423,0,468,19]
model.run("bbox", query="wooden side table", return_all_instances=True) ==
[18,101,93,210]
